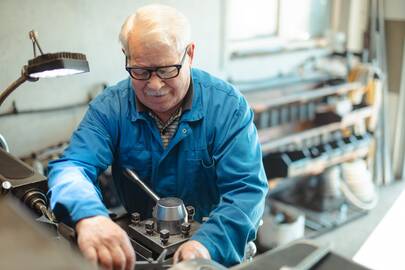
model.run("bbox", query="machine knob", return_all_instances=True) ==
[145,220,155,235]
[160,229,170,245]
[1,181,12,194]
[186,206,195,222]
[130,212,141,225]
[181,222,191,237]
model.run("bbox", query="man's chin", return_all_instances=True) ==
[149,105,174,115]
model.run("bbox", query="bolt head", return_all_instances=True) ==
[160,229,170,239]
[1,181,12,190]
[131,212,140,224]
[181,222,191,236]
[145,220,154,230]
[186,206,195,215]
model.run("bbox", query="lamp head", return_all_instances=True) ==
[26,52,89,79]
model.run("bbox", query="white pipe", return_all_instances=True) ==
[393,41,405,180]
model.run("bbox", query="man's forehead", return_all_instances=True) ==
[129,35,176,53]
[127,44,180,67]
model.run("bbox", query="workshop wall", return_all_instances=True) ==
[0,0,222,157]
[1,0,402,163]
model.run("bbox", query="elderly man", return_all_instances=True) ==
[48,4,267,270]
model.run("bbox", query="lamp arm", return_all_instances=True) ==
[0,69,34,107]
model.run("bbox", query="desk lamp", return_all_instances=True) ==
[0,30,89,106]
[0,30,89,220]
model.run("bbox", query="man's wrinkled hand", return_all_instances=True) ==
[76,215,135,270]
[173,240,211,264]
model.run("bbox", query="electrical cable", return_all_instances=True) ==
[339,160,379,210]
[340,180,378,210]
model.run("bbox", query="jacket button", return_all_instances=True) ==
[182,128,187,134]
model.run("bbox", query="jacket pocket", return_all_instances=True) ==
[185,149,215,174]
[183,150,218,210]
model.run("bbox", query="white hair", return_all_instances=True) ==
[119,4,191,56]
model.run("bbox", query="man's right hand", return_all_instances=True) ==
[76,215,135,270]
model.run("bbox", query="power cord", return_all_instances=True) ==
[339,160,378,210]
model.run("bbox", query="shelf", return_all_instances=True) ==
[235,71,330,93]
[259,106,374,153]
[247,82,363,113]
[288,144,371,178]
[263,132,372,180]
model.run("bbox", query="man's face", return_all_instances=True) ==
[126,38,194,121]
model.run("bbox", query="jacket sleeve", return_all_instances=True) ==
[191,95,268,266]
[47,97,117,225]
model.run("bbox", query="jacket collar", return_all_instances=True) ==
[127,68,204,123]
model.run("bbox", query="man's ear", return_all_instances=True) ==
[187,43,196,66]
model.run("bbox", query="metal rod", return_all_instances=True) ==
[377,0,393,184]
[0,134,9,152]
[370,0,383,185]
[124,168,160,202]
[393,40,405,180]
[29,30,44,55]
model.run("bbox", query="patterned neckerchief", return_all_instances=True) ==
[149,107,183,149]
[134,78,193,148]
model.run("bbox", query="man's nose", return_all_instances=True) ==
[147,72,165,90]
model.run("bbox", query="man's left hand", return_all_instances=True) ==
[173,240,211,263]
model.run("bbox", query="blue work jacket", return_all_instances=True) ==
[48,68,268,266]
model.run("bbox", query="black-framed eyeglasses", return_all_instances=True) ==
[125,46,188,80]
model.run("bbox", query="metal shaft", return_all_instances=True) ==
[124,168,160,202]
